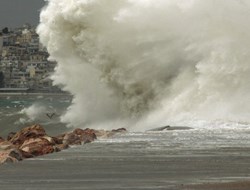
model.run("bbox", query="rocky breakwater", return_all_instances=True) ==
[0,124,126,164]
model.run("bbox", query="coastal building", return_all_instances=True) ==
[0,25,59,92]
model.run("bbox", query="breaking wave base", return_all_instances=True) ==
[37,0,250,131]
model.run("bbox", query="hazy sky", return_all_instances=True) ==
[0,0,46,29]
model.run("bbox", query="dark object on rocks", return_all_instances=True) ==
[148,125,193,131]
[112,128,127,133]
[165,126,193,130]
[148,126,171,131]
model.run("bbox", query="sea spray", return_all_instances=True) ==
[20,103,47,121]
[37,0,250,130]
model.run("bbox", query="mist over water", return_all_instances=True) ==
[37,0,250,130]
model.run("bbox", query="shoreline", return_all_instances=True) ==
[0,124,127,164]
[1,128,250,189]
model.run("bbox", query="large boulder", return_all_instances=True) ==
[9,124,46,147]
[63,132,82,146]
[73,128,97,144]
[20,137,55,157]
[61,128,97,146]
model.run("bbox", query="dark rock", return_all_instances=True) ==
[52,135,64,144]
[63,132,82,145]
[19,149,34,159]
[112,128,127,133]
[147,126,170,131]
[54,144,69,152]
[165,126,193,131]
[148,126,192,131]
[9,124,47,147]
[0,149,23,164]
[7,132,16,141]
[73,128,97,144]
[8,149,23,161]
[73,128,86,136]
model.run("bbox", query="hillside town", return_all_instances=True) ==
[0,24,61,93]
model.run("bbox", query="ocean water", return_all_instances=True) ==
[0,0,249,189]
[0,94,72,137]
[1,95,250,189]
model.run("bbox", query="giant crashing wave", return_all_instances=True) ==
[37,0,250,130]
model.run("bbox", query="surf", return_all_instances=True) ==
[37,0,250,130]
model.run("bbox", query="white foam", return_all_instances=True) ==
[37,0,250,130]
